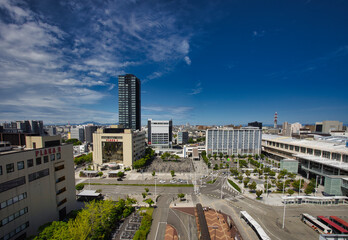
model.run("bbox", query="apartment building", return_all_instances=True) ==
[93,126,145,168]
[0,135,76,239]
[206,127,262,155]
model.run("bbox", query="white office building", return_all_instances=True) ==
[147,119,173,148]
[206,127,262,155]
[70,127,84,142]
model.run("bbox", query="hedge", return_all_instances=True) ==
[228,179,241,193]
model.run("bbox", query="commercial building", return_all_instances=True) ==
[147,119,173,148]
[118,74,141,130]
[177,131,189,145]
[248,121,262,129]
[262,134,348,195]
[70,127,84,142]
[93,126,145,168]
[0,121,44,135]
[0,136,76,239]
[206,127,262,155]
[85,126,98,143]
[315,121,343,134]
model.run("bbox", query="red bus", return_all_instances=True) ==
[317,216,348,234]
[329,216,348,231]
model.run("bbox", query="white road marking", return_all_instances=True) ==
[154,222,167,240]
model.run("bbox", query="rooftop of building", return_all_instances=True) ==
[263,134,348,154]
[294,154,348,171]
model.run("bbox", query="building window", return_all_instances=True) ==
[36,157,42,165]
[17,161,24,170]
[300,147,306,153]
[0,166,2,175]
[56,176,65,183]
[1,222,29,240]
[56,187,66,195]
[28,169,49,182]
[6,163,14,173]
[57,198,67,207]
[27,159,33,168]
[57,153,61,160]
[50,154,55,161]
[0,177,26,193]
[55,165,64,172]
[0,207,28,227]
[44,155,49,163]
[295,146,299,152]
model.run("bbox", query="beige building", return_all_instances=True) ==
[93,127,145,168]
[0,136,76,239]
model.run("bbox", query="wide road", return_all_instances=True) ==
[147,195,172,240]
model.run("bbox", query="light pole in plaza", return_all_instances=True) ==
[154,177,157,204]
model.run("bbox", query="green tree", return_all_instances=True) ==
[170,170,175,177]
[208,154,212,159]
[126,197,137,205]
[174,155,180,161]
[287,189,295,196]
[249,181,257,191]
[75,183,84,191]
[238,174,243,182]
[305,185,314,195]
[256,190,263,199]
[117,171,124,178]
[97,172,103,177]
[276,181,284,191]
[144,198,154,207]
[292,180,304,190]
[214,164,219,170]
[269,171,276,177]
[178,193,185,199]
[142,192,147,199]
[245,170,251,177]
[145,188,149,193]
[219,153,223,159]
[213,154,217,160]
[243,178,250,187]
[220,163,223,169]
[152,171,156,177]
[230,168,239,176]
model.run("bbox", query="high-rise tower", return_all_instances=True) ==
[118,74,141,130]
[274,112,278,128]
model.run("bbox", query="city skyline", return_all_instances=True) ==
[0,0,347,125]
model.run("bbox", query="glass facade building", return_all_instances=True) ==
[118,74,141,130]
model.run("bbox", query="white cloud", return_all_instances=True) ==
[184,56,191,65]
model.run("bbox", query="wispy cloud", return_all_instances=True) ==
[0,0,198,123]
[189,82,203,95]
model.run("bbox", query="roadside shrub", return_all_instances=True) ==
[228,179,241,193]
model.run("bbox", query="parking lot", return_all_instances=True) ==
[111,211,143,240]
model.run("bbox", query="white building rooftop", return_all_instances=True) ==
[263,134,348,155]
[294,154,348,171]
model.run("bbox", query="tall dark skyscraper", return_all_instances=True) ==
[118,74,141,130]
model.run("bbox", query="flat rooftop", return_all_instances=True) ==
[295,154,348,171]
[263,134,348,154]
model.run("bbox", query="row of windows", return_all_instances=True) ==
[28,169,49,182]
[55,165,65,172]
[0,153,61,176]
[0,207,28,227]
[0,192,27,210]
[267,141,346,161]
[0,221,29,240]
[0,177,26,194]
[56,176,65,183]
[56,187,66,196]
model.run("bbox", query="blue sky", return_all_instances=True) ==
[0,0,347,125]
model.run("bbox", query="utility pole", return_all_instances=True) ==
[282,198,286,229]
[282,176,286,197]
[155,177,157,204]
[298,177,302,196]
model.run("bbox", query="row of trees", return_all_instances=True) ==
[160,152,180,161]
[74,152,93,165]
[133,148,155,169]
[34,199,135,239]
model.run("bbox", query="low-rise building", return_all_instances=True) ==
[0,136,76,239]
[280,159,299,174]
[93,126,145,169]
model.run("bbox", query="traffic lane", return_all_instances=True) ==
[83,184,194,195]
[78,178,193,185]
[148,195,173,240]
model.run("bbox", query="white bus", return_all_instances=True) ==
[301,213,332,234]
